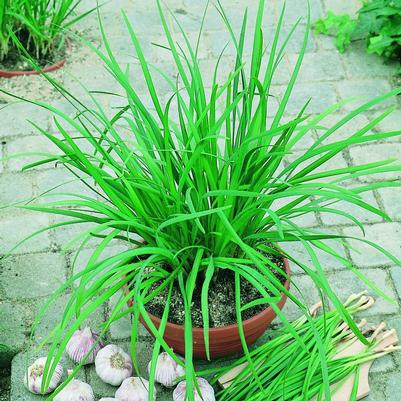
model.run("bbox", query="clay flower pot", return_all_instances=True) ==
[0,58,66,78]
[0,40,70,78]
[138,259,291,360]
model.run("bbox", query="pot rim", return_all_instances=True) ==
[0,38,71,78]
[142,257,291,333]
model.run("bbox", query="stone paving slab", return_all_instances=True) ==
[1,0,401,400]
[0,253,66,300]
[0,212,52,255]
[343,223,401,268]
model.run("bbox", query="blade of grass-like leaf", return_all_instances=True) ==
[271,3,310,130]
[178,271,195,401]
[201,258,214,361]
[234,271,266,396]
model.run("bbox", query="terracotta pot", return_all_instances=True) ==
[138,258,291,360]
[0,40,70,78]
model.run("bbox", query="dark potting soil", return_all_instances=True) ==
[146,255,287,328]
[0,31,67,71]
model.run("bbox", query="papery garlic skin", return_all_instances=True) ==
[99,399,119,401]
[148,352,185,387]
[95,344,132,386]
[173,377,215,401]
[115,377,156,401]
[24,357,63,395]
[66,327,103,364]
[53,377,94,401]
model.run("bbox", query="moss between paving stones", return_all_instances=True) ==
[0,366,11,401]
[0,302,28,367]
[0,344,14,368]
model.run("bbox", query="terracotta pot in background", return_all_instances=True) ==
[0,40,70,78]
[136,258,291,360]
[0,59,66,78]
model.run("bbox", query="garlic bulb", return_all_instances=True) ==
[173,377,215,401]
[54,370,94,401]
[99,399,119,401]
[148,352,185,387]
[24,356,63,394]
[95,344,132,386]
[115,377,156,401]
[66,327,103,364]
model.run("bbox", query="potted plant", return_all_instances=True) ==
[5,0,401,398]
[0,0,94,77]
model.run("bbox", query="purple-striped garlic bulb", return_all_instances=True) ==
[66,327,103,364]
[173,377,215,401]
[115,377,156,401]
[24,356,63,394]
[148,351,185,387]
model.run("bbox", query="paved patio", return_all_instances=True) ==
[0,0,401,400]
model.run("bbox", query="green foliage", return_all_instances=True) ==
[3,0,401,399]
[314,11,357,53]
[0,0,11,58]
[315,0,401,61]
[0,0,94,62]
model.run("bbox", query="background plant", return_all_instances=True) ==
[0,0,11,59]
[315,0,401,64]
[0,0,94,62]
[4,0,401,399]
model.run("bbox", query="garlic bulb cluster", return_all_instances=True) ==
[22,328,210,401]
[173,377,215,401]
[54,370,94,401]
[66,327,103,364]
[148,352,185,387]
[95,344,133,386]
[24,357,63,395]
[115,377,156,401]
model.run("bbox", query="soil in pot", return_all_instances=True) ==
[0,30,67,72]
[146,255,286,328]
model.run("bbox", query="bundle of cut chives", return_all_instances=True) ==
[199,293,399,401]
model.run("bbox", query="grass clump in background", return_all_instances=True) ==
[0,0,94,67]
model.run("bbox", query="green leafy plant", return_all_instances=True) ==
[314,11,357,53]
[315,0,401,61]
[0,0,94,63]
[4,0,401,399]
